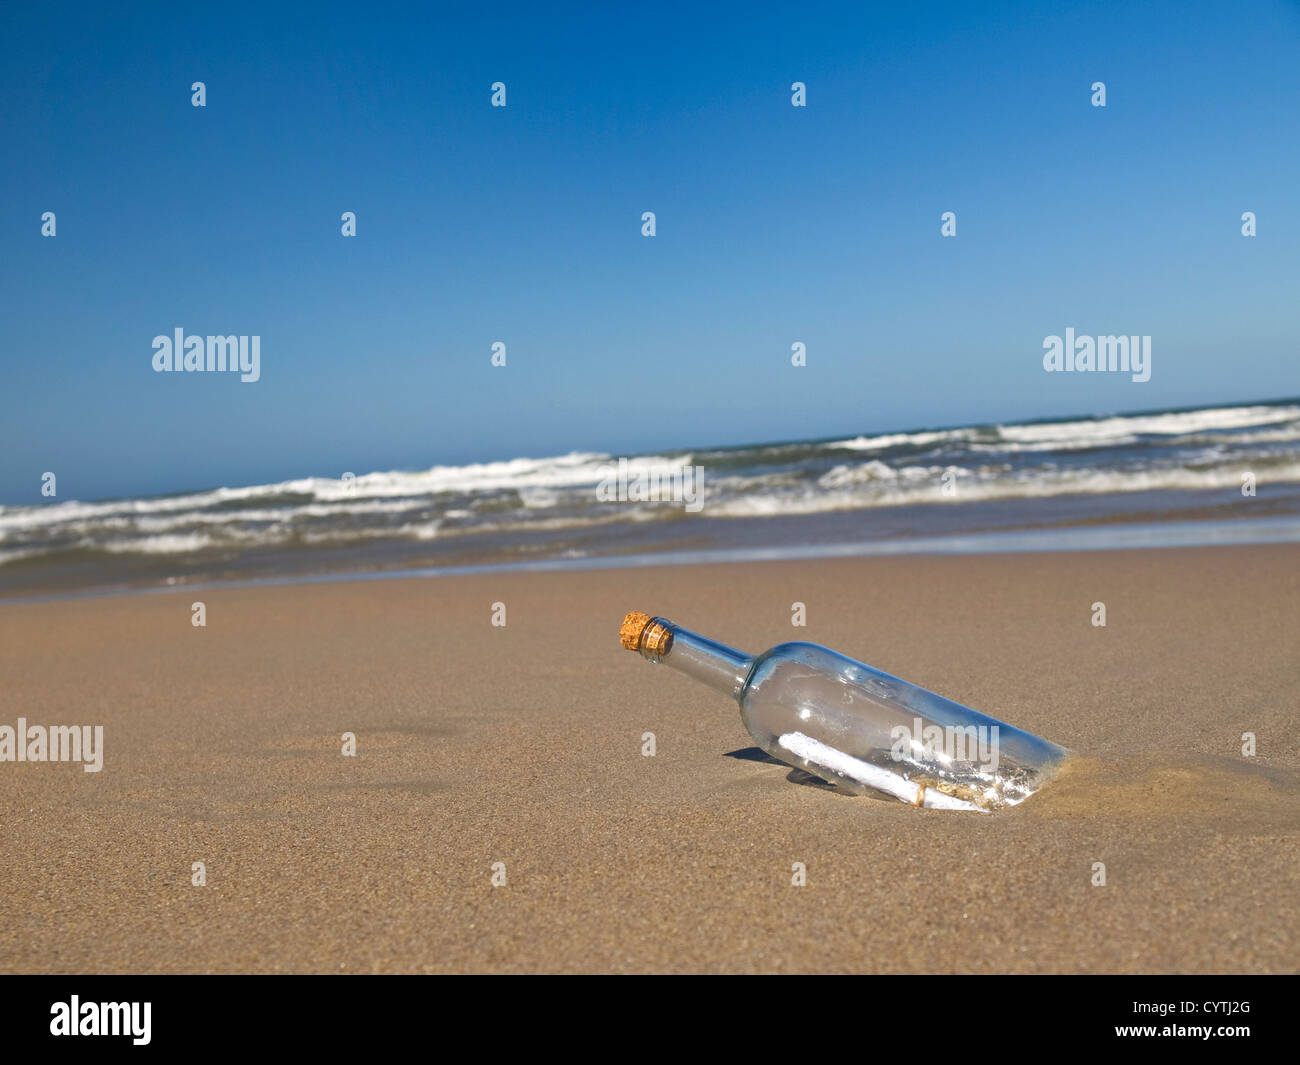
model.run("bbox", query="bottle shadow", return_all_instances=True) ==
[724,747,857,795]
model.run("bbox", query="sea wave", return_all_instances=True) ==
[2,401,1298,565]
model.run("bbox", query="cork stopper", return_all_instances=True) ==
[619,611,673,658]
[620,611,652,650]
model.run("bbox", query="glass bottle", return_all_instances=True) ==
[619,612,1067,812]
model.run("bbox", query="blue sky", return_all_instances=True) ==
[2,0,1298,503]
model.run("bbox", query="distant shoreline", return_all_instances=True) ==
[3,514,1298,606]
[5,398,1298,599]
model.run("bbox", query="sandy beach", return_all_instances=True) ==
[0,544,1296,974]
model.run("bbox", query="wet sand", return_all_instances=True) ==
[0,545,1296,973]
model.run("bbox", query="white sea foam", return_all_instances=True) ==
[994,404,1300,445]
[0,451,698,540]
[706,460,1300,518]
[100,533,217,554]
[828,429,976,451]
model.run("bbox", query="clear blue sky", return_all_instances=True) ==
[2,0,1298,503]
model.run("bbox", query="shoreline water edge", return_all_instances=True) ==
[3,399,1298,599]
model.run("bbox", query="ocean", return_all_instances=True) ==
[3,398,1300,598]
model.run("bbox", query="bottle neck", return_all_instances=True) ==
[641,619,753,701]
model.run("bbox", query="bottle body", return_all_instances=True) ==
[620,613,1067,812]
[740,641,1065,811]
